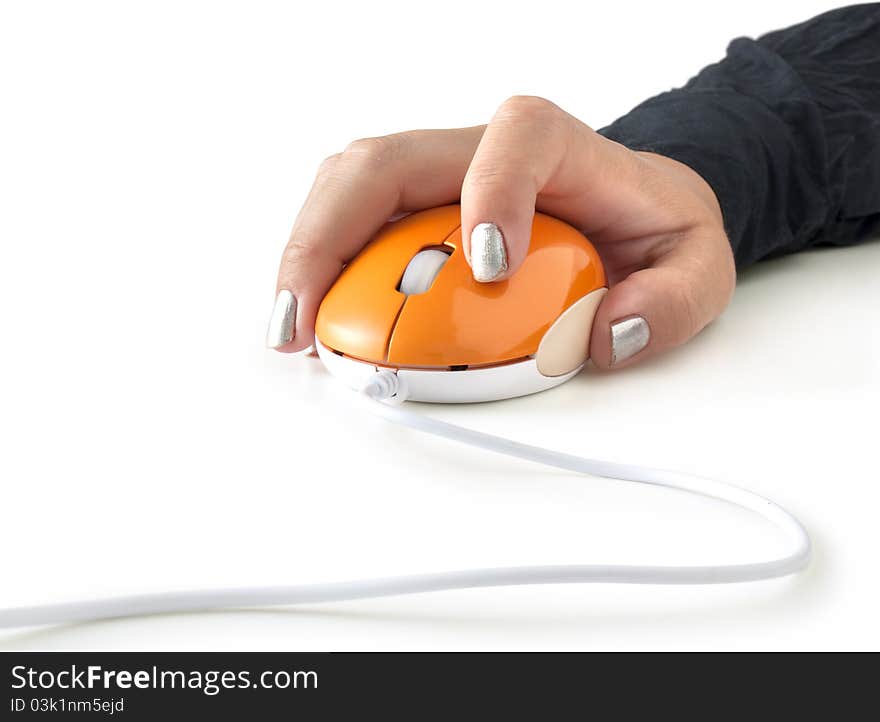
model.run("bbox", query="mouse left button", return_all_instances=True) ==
[314,241,408,363]
[315,205,461,364]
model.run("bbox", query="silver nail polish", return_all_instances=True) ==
[610,316,650,365]
[266,290,297,349]
[470,223,508,282]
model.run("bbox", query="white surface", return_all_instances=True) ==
[0,370,810,628]
[0,0,876,650]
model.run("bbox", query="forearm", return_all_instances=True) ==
[599,4,880,268]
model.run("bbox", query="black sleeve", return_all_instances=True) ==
[598,4,880,268]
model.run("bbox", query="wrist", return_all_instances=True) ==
[635,151,725,229]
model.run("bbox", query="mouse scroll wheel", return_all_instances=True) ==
[399,249,450,295]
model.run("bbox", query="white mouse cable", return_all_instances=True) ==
[358,371,811,584]
[0,371,810,629]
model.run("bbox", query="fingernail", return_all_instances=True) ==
[610,316,650,365]
[266,290,297,349]
[470,223,508,282]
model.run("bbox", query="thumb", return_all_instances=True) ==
[589,234,736,369]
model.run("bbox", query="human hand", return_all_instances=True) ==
[267,96,735,369]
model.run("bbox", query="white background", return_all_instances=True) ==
[0,0,877,651]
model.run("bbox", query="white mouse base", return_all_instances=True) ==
[315,338,580,403]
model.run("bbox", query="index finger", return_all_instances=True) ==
[268,127,484,352]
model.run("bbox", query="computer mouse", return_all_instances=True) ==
[315,205,607,402]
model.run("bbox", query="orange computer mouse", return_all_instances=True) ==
[315,205,607,402]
